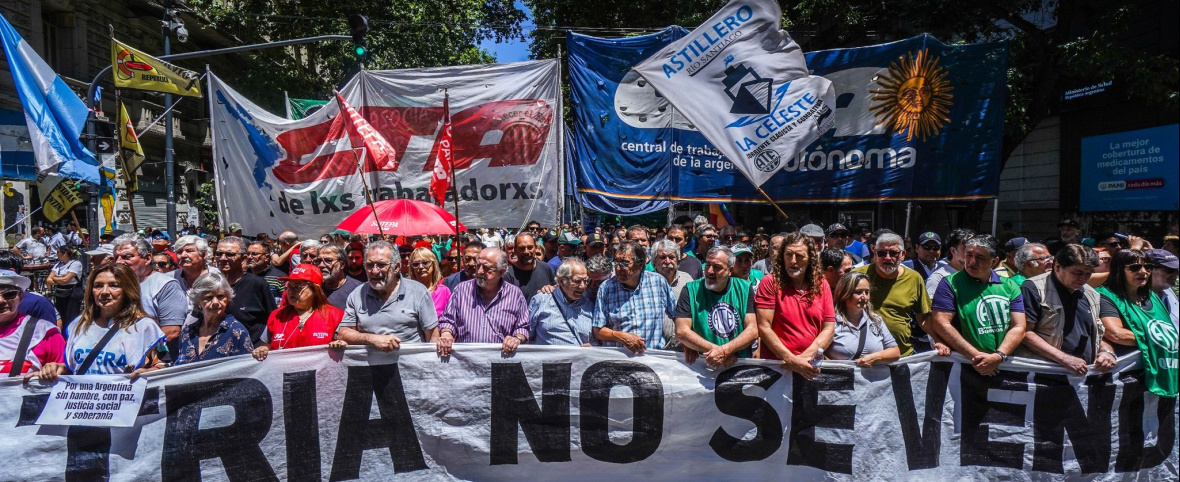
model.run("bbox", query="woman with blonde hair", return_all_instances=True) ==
[27,263,167,381]
[409,247,451,317]
[826,272,901,367]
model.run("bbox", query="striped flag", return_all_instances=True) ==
[429,93,453,205]
[0,14,100,183]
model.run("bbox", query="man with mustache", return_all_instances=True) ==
[528,259,594,346]
[337,241,438,352]
[211,236,278,345]
[318,244,364,311]
[652,239,693,351]
[592,241,676,354]
[436,248,530,357]
[674,246,758,369]
[852,233,934,356]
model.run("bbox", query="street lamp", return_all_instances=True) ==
[160,2,185,236]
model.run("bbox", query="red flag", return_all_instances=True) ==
[429,94,453,205]
[334,92,398,171]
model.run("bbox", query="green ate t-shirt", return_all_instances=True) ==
[673,277,755,358]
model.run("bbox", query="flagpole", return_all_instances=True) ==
[333,90,386,238]
[115,89,139,232]
[283,91,293,120]
[755,186,791,222]
[444,89,462,249]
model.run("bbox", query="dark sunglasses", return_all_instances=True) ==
[1126,263,1155,272]
[155,262,175,269]
[0,290,21,301]
[875,250,903,258]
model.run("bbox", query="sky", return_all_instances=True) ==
[479,1,533,63]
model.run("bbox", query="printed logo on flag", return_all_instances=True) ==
[867,49,954,142]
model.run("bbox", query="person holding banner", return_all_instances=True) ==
[529,259,594,346]
[1017,244,1116,375]
[852,233,933,356]
[27,263,167,381]
[253,265,345,361]
[174,273,254,365]
[337,242,440,353]
[1097,249,1178,397]
[754,232,835,380]
[437,248,529,357]
[0,272,64,377]
[827,272,900,366]
[592,241,676,353]
[930,235,1027,377]
[674,246,759,369]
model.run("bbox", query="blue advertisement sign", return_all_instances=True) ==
[568,32,1008,215]
[1080,124,1179,212]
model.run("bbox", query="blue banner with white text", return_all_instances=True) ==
[567,33,1007,215]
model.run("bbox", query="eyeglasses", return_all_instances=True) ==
[214,251,241,258]
[875,250,903,258]
[1126,263,1155,272]
[0,290,21,301]
[316,257,339,265]
[1030,255,1054,264]
[364,262,392,270]
[410,261,431,268]
[154,262,174,269]
[567,277,590,286]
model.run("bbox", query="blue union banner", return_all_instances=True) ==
[568,32,1008,215]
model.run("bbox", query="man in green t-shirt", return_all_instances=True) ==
[852,233,933,356]
[673,246,758,369]
[930,235,1027,376]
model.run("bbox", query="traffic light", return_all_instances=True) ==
[348,14,369,57]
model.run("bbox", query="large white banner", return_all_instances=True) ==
[632,0,836,188]
[209,60,562,237]
[1,346,1176,481]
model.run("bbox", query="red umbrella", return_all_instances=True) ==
[336,199,465,236]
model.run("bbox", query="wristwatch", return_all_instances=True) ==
[996,350,1008,362]
[514,334,527,343]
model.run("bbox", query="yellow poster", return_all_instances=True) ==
[41,177,84,223]
[118,102,144,193]
[111,38,202,97]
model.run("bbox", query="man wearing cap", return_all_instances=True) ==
[227,223,244,238]
[1147,249,1179,327]
[1045,219,1082,254]
[112,234,189,352]
[799,224,826,250]
[582,233,607,261]
[548,233,581,271]
[337,241,439,351]
[212,236,278,344]
[926,228,975,299]
[503,233,555,300]
[318,244,364,311]
[825,223,862,264]
[85,244,114,266]
[903,232,948,281]
[149,230,172,254]
[730,244,765,286]
[541,230,561,264]
[996,237,1028,278]
[0,271,65,377]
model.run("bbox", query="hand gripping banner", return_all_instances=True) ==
[209,60,561,237]
[2,346,1175,481]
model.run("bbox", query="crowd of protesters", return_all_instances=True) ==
[3,216,1177,397]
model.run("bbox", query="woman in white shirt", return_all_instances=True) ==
[826,272,902,367]
[28,263,167,381]
[45,247,83,329]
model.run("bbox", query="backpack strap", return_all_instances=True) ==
[75,325,121,375]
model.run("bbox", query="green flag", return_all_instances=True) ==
[288,97,328,120]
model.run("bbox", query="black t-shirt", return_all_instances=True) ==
[1021,276,1095,362]
[230,273,279,344]
[503,262,555,300]
[325,277,364,311]
[1098,291,1152,356]
[347,270,368,283]
[679,255,703,280]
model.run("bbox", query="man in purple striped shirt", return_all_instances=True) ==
[437,248,530,357]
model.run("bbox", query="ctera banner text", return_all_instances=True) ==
[1,346,1175,481]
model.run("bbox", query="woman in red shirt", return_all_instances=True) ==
[755,232,836,380]
[252,264,344,360]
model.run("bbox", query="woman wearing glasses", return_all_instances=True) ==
[826,272,900,367]
[252,264,344,360]
[27,263,167,381]
[1097,249,1178,397]
[409,248,452,317]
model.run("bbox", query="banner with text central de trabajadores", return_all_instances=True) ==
[0,346,1175,481]
[209,60,561,237]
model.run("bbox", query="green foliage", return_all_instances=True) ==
[195,180,220,227]
[186,0,527,112]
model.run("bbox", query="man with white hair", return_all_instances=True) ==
[295,239,322,266]
[1011,242,1053,286]
[437,247,530,357]
[112,234,189,352]
[337,241,439,351]
[651,239,693,351]
[529,258,595,346]
[852,232,933,356]
[172,235,216,294]
[674,246,758,368]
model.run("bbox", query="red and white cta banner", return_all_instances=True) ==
[209,60,562,237]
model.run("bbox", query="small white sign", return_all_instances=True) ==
[35,376,147,427]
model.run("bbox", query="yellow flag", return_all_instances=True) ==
[41,177,85,223]
[118,102,143,193]
[111,38,202,97]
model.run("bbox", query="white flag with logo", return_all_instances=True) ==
[632,0,835,188]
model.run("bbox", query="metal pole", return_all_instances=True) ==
[904,201,912,239]
[164,29,177,237]
[991,198,999,236]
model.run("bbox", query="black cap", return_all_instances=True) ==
[1058,218,1079,228]
[542,230,560,243]
[826,223,849,235]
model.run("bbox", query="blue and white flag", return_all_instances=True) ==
[632,0,835,188]
[0,13,99,184]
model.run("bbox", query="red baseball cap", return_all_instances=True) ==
[278,264,323,284]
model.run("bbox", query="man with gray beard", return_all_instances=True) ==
[317,244,363,311]
[337,241,438,351]
[852,233,934,356]
[652,239,693,351]
[673,246,758,368]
